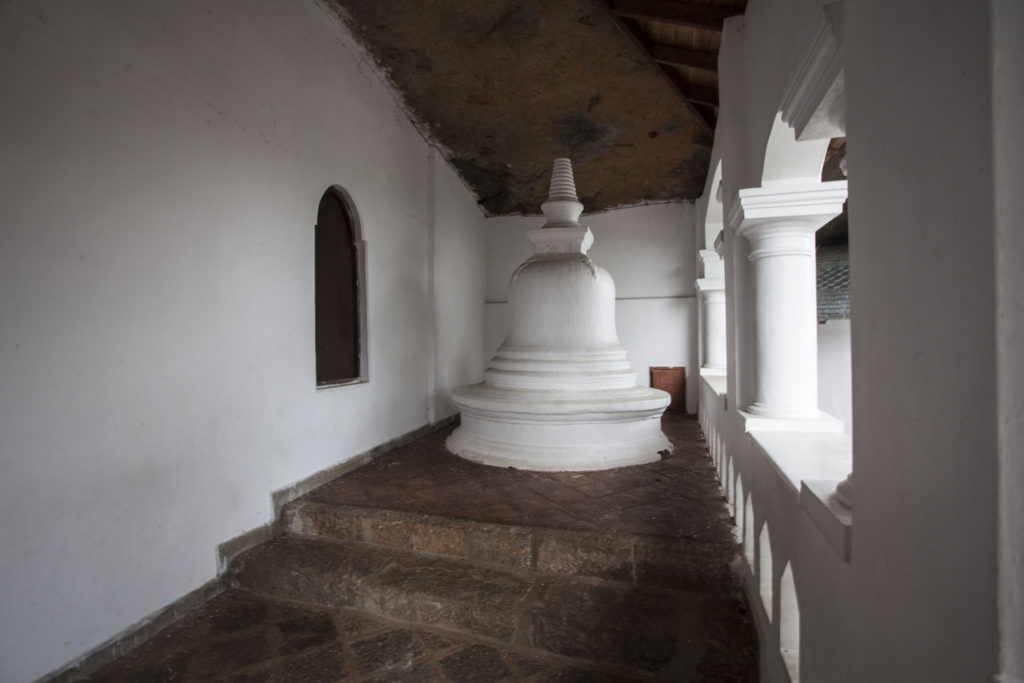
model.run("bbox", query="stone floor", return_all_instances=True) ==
[82,414,756,682]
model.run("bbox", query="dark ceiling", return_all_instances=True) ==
[327,0,746,215]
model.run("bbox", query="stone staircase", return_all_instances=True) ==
[81,415,756,682]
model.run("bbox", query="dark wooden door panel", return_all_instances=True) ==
[650,366,686,413]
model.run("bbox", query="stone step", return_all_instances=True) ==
[226,535,755,679]
[282,500,742,597]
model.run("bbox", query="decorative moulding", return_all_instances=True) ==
[699,249,724,279]
[528,226,594,255]
[779,1,846,141]
[696,278,725,294]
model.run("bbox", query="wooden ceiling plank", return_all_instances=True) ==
[652,44,717,71]
[610,0,737,32]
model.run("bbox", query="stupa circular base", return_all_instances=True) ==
[446,384,672,472]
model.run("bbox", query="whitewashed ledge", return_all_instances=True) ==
[748,428,853,562]
[700,372,853,563]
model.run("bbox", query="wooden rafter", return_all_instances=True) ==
[673,81,719,107]
[609,0,736,32]
[651,44,717,72]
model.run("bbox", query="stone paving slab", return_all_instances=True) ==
[84,590,668,682]
[85,588,754,682]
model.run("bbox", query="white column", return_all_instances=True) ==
[697,249,727,371]
[728,182,847,418]
[700,284,727,369]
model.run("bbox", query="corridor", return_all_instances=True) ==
[76,415,756,682]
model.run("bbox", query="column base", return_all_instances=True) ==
[740,409,845,434]
[835,473,853,509]
[744,401,822,419]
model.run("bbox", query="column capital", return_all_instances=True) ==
[727,181,847,234]
[713,229,725,258]
[699,249,724,279]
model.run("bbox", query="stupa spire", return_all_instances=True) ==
[547,158,578,201]
[540,158,584,228]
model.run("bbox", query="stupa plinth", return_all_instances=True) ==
[446,158,671,471]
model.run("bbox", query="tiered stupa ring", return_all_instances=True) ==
[446,158,671,471]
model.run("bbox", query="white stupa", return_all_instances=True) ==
[446,158,671,471]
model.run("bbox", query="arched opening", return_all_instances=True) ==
[723,450,733,504]
[761,111,831,186]
[315,186,367,386]
[735,477,745,529]
[779,562,801,681]
[759,522,773,617]
[744,494,755,566]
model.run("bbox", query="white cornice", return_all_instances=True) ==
[780,2,846,141]
[729,181,848,233]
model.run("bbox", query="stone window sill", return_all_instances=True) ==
[316,377,369,390]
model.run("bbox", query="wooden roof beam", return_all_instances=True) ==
[609,0,738,32]
[651,44,717,72]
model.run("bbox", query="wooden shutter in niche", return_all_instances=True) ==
[315,190,360,384]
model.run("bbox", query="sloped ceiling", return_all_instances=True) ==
[327,0,744,215]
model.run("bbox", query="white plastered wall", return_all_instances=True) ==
[993,1,1024,678]
[0,2,485,680]
[484,203,699,413]
[430,152,488,421]
[844,0,1000,678]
